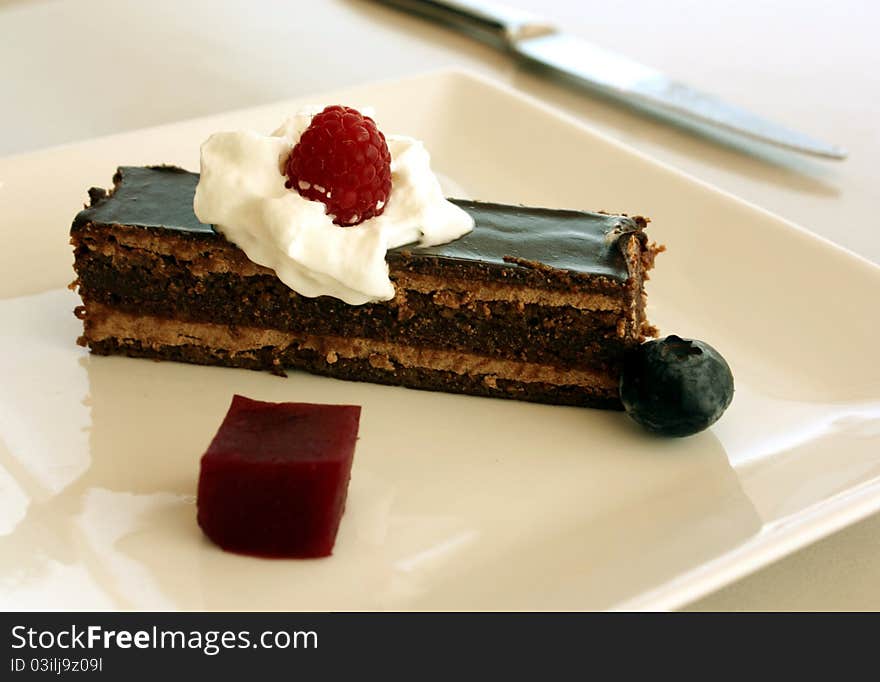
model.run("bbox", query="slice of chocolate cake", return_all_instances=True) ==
[70,166,661,409]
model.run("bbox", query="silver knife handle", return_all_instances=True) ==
[376,0,556,46]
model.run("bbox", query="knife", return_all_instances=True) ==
[376,0,847,160]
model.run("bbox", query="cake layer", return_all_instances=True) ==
[73,244,635,369]
[73,166,648,285]
[83,304,617,390]
[77,224,630,309]
[84,310,620,409]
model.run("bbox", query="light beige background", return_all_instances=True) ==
[2,0,878,610]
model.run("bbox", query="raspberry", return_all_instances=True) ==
[284,105,392,226]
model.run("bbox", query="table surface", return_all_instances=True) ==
[2,0,878,611]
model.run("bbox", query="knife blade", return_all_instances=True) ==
[376,0,847,160]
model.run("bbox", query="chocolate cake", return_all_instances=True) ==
[70,166,661,409]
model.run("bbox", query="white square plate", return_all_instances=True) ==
[1,70,879,611]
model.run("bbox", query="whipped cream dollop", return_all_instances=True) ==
[193,110,474,304]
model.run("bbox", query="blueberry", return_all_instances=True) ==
[620,335,734,437]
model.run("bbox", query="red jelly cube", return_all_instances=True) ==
[197,395,361,558]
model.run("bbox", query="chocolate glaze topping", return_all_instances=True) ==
[73,166,645,282]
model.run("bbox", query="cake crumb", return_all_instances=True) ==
[368,353,395,371]
[394,290,415,321]
[326,351,338,364]
[269,356,287,377]
[433,290,462,308]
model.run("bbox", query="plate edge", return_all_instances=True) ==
[611,476,880,611]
